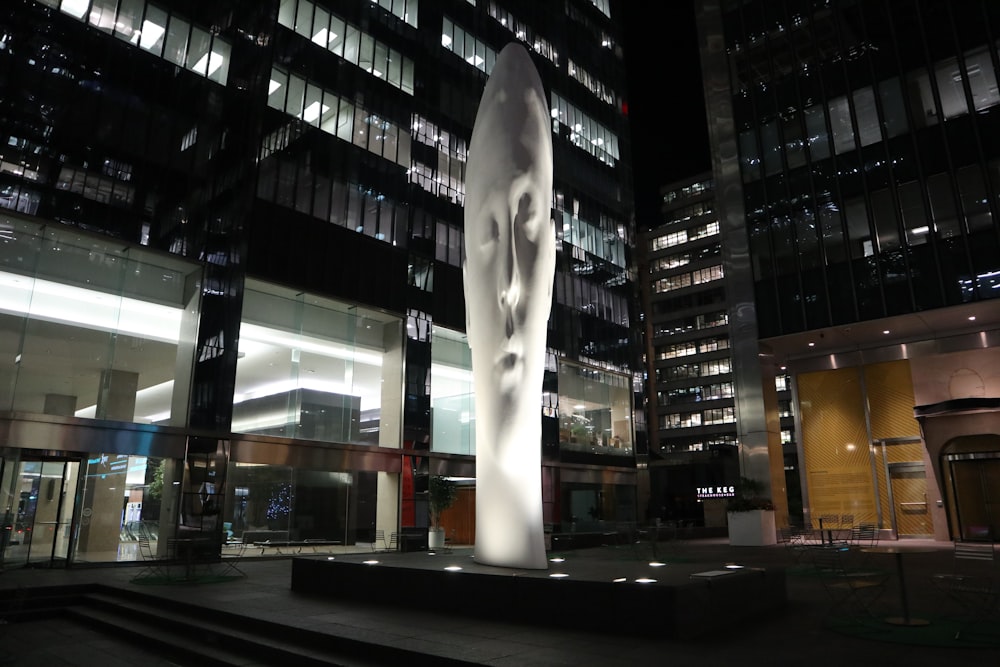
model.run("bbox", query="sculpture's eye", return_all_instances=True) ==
[515,189,542,243]
[480,214,500,249]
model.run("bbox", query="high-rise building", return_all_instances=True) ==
[638,173,800,528]
[697,0,1000,541]
[0,0,639,567]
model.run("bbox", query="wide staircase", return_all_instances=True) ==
[0,583,479,667]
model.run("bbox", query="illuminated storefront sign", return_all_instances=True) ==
[696,485,735,499]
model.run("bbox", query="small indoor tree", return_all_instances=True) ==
[428,476,458,547]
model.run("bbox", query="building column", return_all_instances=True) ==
[96,369,138,421]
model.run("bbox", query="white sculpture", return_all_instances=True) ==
[464,43,554,570]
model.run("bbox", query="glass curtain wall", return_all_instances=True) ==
[223,463,355,545]
[73,453,182,563]
[430,327,474,455]
[232,280,404,447]
[557,362,633,456]
[0,215,201,425]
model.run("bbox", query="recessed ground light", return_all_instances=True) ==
[444,565,463,572]
[649,561,666,567]
[550,573,569,578]
[636,578,657,584]
[327,556,336,560]
[550,557,566,563]
[725,564,744,569]
[883,330,890,334]
[808,342,815,347]
[969,315,977,321]
[613,577,627,583]
[363,560,379,565]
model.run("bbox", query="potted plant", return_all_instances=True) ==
[726,476,777,546]
[428,476,458,549]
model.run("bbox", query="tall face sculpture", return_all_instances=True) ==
[464,43,554,570]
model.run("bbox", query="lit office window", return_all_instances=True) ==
[557,208,625,268]
[703,407,736,425]
[588,0,611,18]
[441,17,497,75]
[550,93,619,166]
[409,115,467,205]
[279,0,414,94]
[487,2,559,66]
[265,68,410,170]
[558,363,633,453]
[567,60,615,106]
[51,0,232,85]
[368,0,418,28]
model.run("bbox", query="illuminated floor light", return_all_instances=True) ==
[444,565,463,572]
[326,556,336,560]
[549,573,570,578]
[725,564,745,569]
[549,557,566,563]
[649,561,666,567]
[636,578,657,584]
[612,577,627,583]
[363,560,379,565]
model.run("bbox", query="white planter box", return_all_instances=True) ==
[428,528,446,549]
[727,510,777,546]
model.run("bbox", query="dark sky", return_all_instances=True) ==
[621,2,711,226]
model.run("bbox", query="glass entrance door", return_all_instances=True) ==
[4,457,80,567]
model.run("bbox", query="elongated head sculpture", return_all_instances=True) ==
[464,43,554,570]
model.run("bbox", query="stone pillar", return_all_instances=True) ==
[379,321,403,448]
[96,369,138,421]
[43,393,77,416]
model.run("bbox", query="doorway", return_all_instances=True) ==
[944,453,1000,541]
[887,462,932,538]
[2,456,80,568]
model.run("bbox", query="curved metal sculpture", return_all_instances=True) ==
[464,43,554,570]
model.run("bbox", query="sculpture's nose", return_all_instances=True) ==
[500,214,520,338]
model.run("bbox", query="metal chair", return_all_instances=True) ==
[386,531,398,551]
[218,540,248,578]
[813,544,889,629]
[932,541,998,640]
[372,529,385,552]
[132,538,171,582]
[849,524,879,549]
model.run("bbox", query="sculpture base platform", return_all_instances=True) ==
[291,547,786,638]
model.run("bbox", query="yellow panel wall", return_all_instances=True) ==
[865,360,921,440]
[798,367,877,525]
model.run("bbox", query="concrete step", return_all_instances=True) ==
[71,592,380,667]
[70,588,480,667]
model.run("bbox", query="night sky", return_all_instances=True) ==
[621,2,711,228]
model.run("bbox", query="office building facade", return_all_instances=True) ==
[698,0,1000,540]
[0,0,638,567]
[638,173,798,527]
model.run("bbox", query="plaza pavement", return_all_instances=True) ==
[0,537,997,666]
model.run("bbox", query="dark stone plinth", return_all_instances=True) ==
[291,550,786,638]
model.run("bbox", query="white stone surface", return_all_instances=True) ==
[464,43,553,570]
